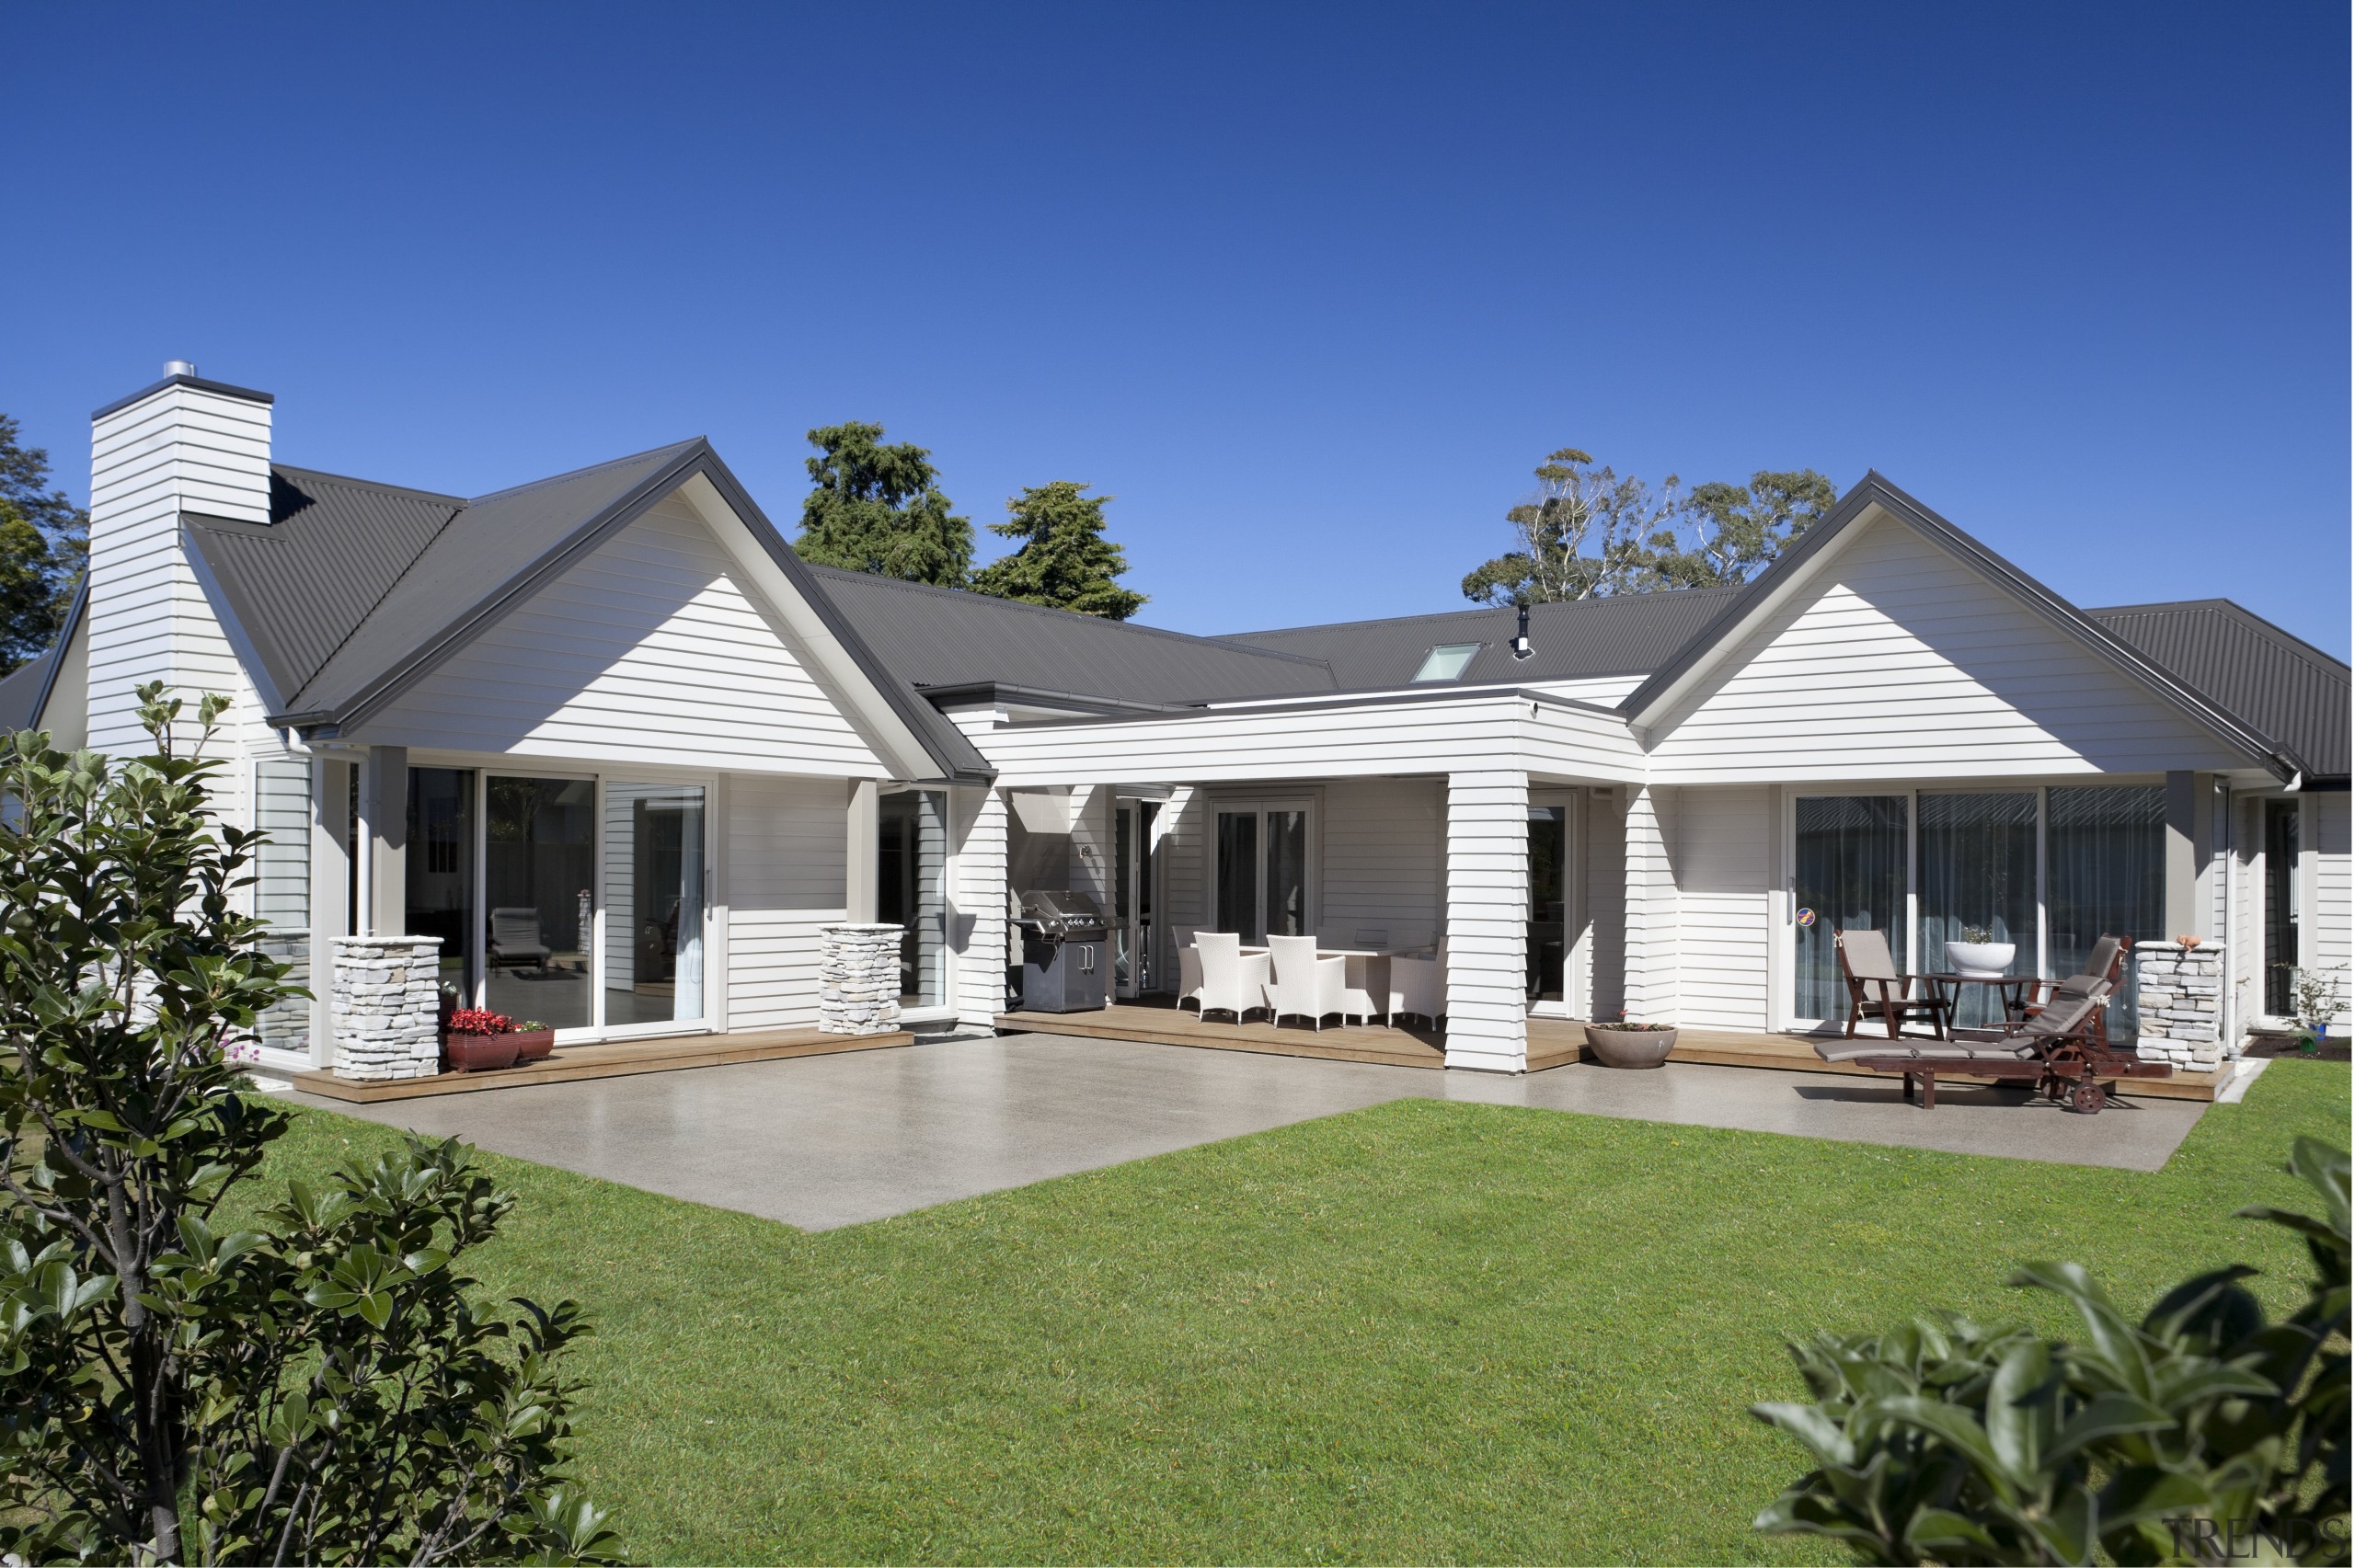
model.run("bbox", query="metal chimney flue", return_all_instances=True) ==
[1511,602,1534,660]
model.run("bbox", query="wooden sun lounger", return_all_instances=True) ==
[1815,980,2171,1114]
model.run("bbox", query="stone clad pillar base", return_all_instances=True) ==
[331,936,443,1081]
[821,923,905,1035]
[2134,940,2226,1071]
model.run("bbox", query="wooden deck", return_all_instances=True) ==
[287,1025,916,1104]
[997,1001,2225,1101]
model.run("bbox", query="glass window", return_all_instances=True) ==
[605,783,708,1027]
[2264,800,2300,1015]
[1411,643,1481,682]
[485,775,594,1030]
[1528,805,1567,1001]
[405,767,477,1010]
[1265,808,1308,939]
[1793,795,1908,1023]
[253,757,313,1054]
[2046,785,2164,1036]
[1917,792,2037,1029]
[879,788,948,1008]
[1215,810,1259,941]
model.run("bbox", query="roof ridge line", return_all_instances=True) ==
[1226,584,1745,641]
[2086,598,2351,678]
[463,438,704,506]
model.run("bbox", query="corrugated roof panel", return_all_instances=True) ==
[1223,588,1744,691]
[810,567,1339,705]
[2085,600,2349,777]
[282,441,701,715]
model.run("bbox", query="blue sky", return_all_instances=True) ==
[8,3,2348,655]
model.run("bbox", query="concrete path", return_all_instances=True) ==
[281,1032,2208,1230]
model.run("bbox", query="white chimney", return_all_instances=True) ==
[86,362,273,751]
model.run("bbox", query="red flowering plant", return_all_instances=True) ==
[445,1008,515,1037]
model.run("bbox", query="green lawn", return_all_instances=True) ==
[252,1063,2348,1565]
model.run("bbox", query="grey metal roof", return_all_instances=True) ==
[808,567,1339,706]
[277,441,703,720]
[1221,588,1744,691]
[2085,600,2349,779]
[185,467,463,708]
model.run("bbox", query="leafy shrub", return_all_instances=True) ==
[0,687,617,1564]
[1752,1138,2349,1565]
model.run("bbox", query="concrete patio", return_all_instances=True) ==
[278,1031,2211,1230]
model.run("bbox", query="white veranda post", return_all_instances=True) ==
[1444,770,1529,1071]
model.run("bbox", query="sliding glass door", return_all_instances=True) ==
[1792,795,1908,1025]
[1916,792,2037,1029]
[485,776,596,1030]
[1212,800,1311,944]
[1791,786,2166,1035]
[604,783,709,1030]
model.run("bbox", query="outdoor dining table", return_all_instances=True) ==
[1920,973,2036,1039]
[1238,944,1395,1022]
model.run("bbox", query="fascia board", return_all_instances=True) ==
[24,581,86,734]
[669,465,994,785]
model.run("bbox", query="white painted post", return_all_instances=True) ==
[1443,769,1528,1071]
[954,785,1009,1033]
[1622,784,1678,1024]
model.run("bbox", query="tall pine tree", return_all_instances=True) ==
[970,481,1145,620]
[790,421,973,587]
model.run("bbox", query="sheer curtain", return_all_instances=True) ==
[1917,793,2037,1028]
[1793,795,1908,1022]
[2046,785,2165,1036]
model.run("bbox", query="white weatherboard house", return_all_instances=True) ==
[7,365,2348,1085]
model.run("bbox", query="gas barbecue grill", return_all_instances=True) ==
[1014,889,1110,1013]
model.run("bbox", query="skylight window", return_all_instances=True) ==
[1410,642,1482,682]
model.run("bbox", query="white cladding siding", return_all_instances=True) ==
[2318,794,2351,1023]
[724,775,847,1028]
[1645,518,2247,782]
[1622,785,1678,1021]
[1161,787,1207,938]
[1532,675,1646,707]
[1321,778,1444,949]
[954,785,1006,1030]
[86,384,270,757]
[364,498,885,776]
[1581,790,1626,1021]
[1443,771,1528,1070]
[1673,785,1773,1029]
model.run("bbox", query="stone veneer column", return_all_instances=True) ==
[820,923,904,1035]
[2134,940,2227,1071]
[330,936,443,1081]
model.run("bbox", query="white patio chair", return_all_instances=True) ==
[1387,937,1446,1026]
[1193,932,1270,1024]
[1175,927,1204,1014]
[1267,934,1347,1030]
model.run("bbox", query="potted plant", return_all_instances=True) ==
[1945,924,2016,979]
[510,1018,556,1062]
[2284,964,2348,1057]
[1585,1014,1677,1069]
[442,1007,520,1073]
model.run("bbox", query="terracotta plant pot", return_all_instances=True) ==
[442,1032,519,1073]
[509,1028,556,1063]
[1585,1024,1677,1069]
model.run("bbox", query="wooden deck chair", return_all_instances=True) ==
[1835,928,1954,1040]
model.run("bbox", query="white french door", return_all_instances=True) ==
[1210,797,1315,944]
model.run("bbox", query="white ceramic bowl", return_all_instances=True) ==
[1946,940,2016,979]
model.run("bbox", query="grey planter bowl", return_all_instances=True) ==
[1585,1024,1677,1069]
